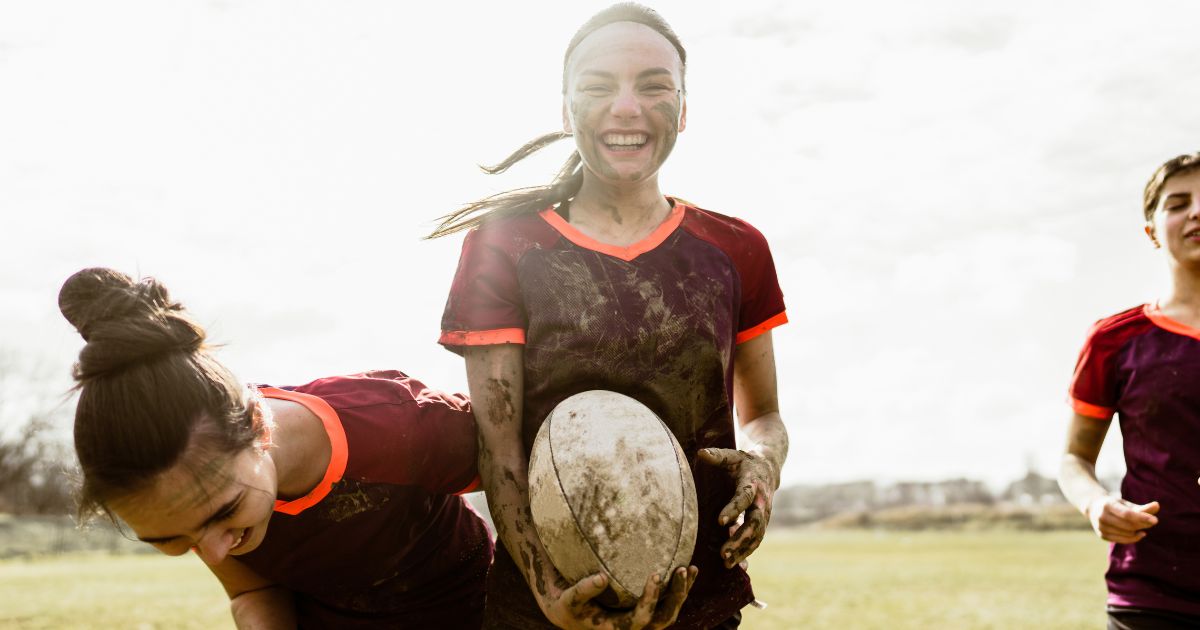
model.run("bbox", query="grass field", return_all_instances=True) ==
[0,529,1110,629]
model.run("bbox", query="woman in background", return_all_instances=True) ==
[431,4,789,628]
[1058,152,1200,629]
[60,267,491,629]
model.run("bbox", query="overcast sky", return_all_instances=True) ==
[3,1,1199,489]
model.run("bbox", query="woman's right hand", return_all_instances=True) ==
[1086,496,1159,543]
[543,567,698,630]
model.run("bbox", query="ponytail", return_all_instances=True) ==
[426,133,583,239]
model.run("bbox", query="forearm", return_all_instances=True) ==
[740,412,788,489]
[466,346,567,612]
[229,587,296,630]
[1058,453,1111,514]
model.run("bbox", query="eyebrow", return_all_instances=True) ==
[578,67,675,81]
[136,492,244,544]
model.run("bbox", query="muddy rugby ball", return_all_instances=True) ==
[528,390,698,608]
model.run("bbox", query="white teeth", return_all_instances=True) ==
[232,530,245,549]
[603,133,648,146]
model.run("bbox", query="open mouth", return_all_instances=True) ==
[603,133,648,152]
[231,528,249,551]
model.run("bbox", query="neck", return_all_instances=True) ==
[264,398,330,501]
[568,174,672,245]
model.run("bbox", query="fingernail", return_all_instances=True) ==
[593,575,606,586]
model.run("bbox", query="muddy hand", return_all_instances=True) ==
[698,447,777,569]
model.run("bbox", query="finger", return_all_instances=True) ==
[698,448,742,470]
[722,508,766,568]
[649,567,690,628]
[1098,522,1141,539]
[1135,501,1161,516]
[1105,507,1157,530]
[631,572,663,629]
[565,573,609,610]
[719,482,757,526]
[1101,530,1146,544]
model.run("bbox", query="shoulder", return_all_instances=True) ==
[1082,305,1155,350]
[465,211,560,255]
[283,370,469,414]
[677,199,769,244]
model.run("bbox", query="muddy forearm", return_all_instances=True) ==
[465,346,568,611]
[741,412,788,489]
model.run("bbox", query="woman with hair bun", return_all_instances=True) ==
[432,3,790,629]
[60,267,492,629]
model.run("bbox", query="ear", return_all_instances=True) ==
[678,94,688,133]
[562,98,574,135]
[1145,222,1160,248]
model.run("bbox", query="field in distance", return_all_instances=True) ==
[0,528,1108,629]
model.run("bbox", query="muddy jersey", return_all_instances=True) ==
[441,199,787,629]
[236,370,491,629]
[1069,305,1200,616]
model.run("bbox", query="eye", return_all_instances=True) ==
[640,84,673,95]
[581,85,613,96]
[150,539,192,556]
[212,501,242,523]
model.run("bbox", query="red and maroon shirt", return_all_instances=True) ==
[1069,305,1200,615]
[237,370,492,629]
[440,199,787,629]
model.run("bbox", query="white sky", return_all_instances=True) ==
[3,0,1199,489]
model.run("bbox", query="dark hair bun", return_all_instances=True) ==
[59,267,206,380]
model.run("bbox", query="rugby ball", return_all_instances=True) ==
[528,390,698,608]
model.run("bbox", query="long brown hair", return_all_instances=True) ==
[426,2,687,239]
[59,268,265,522]
[1144,151,1200,221]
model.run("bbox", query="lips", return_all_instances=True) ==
[602,132,648,152]
[230,528,248,551]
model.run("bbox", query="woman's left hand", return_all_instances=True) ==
[698,447,778,569]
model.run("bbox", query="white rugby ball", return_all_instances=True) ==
[528,390,698,608]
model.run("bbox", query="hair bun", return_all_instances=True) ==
[59,267,206,380]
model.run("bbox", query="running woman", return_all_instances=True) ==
[1059,151,1200,629]
[59,267,492,629]
[431,4,789,629]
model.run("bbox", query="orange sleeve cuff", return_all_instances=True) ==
[1070,397,1114,420]
[454,475,482,495]
[736,311,788,344]
[440,328,526,346]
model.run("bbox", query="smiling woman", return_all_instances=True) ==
[430,4,790,630]
[59,267,492,629]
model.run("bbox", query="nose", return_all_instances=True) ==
[193,528,237,566]
[610,86,642,119]
[1189,200,1200,220]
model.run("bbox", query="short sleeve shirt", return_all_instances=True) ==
[1069,305,1200,615]
[440,199,787,629]
[237,370,492,629]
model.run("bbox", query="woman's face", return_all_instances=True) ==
[563,22,686,187]
[1148,168,1200,269]
[111,445,277,566]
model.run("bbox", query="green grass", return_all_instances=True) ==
[0,529,1110,629]
[745,529,1109,630]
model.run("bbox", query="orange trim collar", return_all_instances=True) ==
[258,386,350,515]
[736,311,789,344]
[440,328,526,346]
[1144,303,1200,342]
[539,201,685,262]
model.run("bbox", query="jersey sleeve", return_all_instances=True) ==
[733,221,787,344]
[322,371,481,495]
[439,226,527,355]
[1068,321,1122,420]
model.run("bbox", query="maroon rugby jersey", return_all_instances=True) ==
[441,199,787,629]
[236,370,492,629]
[1069,305,1200,615]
